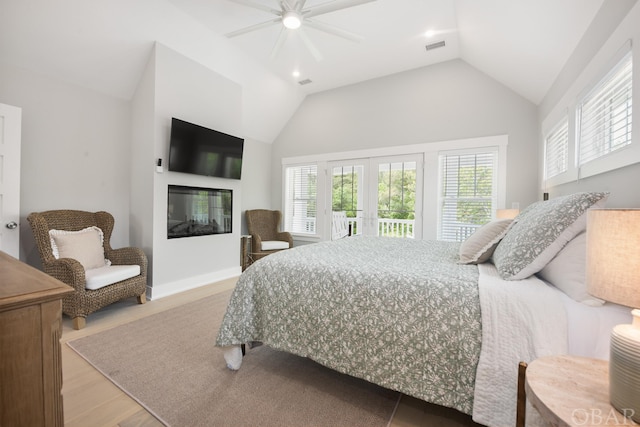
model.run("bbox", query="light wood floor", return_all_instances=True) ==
[61,278,481,427]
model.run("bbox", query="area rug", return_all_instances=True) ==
[67,289,400,427]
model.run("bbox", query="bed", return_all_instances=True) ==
[215,192,631,427]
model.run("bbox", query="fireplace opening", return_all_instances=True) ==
[167,185,232,238]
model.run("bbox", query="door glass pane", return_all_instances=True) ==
[377,161,416,238]
[332,165,364,235]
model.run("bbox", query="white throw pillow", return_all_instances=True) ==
[459,219,514,264]
[537,232,605,306]
[49,226,107,270]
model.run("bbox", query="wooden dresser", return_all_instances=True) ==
[0,251,73,427]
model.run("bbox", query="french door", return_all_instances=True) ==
[328,154,422,239]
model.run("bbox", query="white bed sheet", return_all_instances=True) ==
[550,282,632,360]
[473,265,633,427]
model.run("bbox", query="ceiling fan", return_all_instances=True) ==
[225,0,377,61]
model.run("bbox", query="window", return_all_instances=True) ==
[544,117,569,180]
[577,51,632,166]
[438,150,498,242]
[284,164,317,235]
[283,135,507,241]
[542,40,636,187]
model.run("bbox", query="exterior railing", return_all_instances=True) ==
[296,217,479,241]
[347,218,414,238]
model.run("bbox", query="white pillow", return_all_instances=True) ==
[459,219,514,264]
[49,226,108,270]
[492,192,609,280]
[537,232,604,306]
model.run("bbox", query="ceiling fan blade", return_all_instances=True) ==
[225,18,281,38]
[226,0,281,15]
[298,28,323,61]
[303,0,376,19]
[270,28,290,59]
[304,19,364,42]
[281,0,296,10]
[295,0,308,12]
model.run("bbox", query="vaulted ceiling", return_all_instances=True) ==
[169,0,605,104]
[1,0,605,106]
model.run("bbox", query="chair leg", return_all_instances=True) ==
[137,292,146,304]
[516,361,528,427]
[72,317,86,330]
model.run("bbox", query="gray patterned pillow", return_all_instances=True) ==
[492,192,608,280]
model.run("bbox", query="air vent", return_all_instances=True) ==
[298,79,313,85]
[425,40,446,51]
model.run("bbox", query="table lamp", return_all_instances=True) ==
[496,209,519,219]
[586,209,640,423]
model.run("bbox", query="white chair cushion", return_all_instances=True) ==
[261,240,289,251]
[85,265,141,290]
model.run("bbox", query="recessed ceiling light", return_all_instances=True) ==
[292,70,301,78]
[283,11,302,29]
[424,30,436,38]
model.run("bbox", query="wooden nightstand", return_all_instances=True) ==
[525,355,633,426]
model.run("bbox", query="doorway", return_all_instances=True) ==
[329,154,422,239]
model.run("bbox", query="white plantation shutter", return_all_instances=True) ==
[578,51,632,166]
[284,164,318,234]
[544,118,569,179]
[439,151,497,242]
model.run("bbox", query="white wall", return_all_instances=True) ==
[538,0,640,208]
[130,47,157,275]
[0,63,132,266]
[239,139,273,235]
[130,43,245,299]
[1,43,276,297]
[271,59,540,213]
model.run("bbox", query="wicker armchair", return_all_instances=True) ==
[246,209,293,260]
[27,210,148,330]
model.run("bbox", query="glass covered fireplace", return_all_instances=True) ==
[167,185,232,238]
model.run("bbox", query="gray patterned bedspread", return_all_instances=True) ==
[215,236,481,414]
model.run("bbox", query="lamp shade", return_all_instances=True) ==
[586,209,640,308]
[496,209,519,219]
[587,209,640,422]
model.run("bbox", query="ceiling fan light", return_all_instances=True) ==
[282,11,302,29]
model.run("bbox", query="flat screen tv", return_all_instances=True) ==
[168,118,244,179]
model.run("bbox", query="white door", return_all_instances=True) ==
[328,154,423,239]
[0,103,22,259]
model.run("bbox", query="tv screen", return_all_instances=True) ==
[168,118,244,179]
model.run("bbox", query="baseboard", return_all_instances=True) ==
[147,266,241,300]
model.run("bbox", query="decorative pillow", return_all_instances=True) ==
[49,226,107,270]
[459,219,514,264]
[537,232,605,306]
[492,192,608,280]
